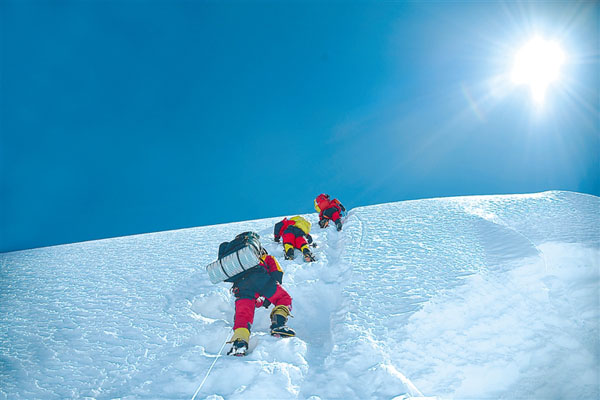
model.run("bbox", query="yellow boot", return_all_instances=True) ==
[270,305,295,337]
[284,244,295,260]
[227,328,250,356]
[301,245,316,262]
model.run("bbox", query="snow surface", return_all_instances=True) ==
[0,191,598,399]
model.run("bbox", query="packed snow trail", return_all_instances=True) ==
[0,191,598,399]
[180,213,420,399]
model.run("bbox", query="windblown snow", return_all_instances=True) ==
[0,191,598,399]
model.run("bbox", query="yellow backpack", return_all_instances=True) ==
[290,216,311,235]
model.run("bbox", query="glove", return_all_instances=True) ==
[306,234,313,244]
[255,297,271,308]
[340,203,346,212]
[274,236,281,242]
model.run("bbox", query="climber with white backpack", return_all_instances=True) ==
[205,232,295,356]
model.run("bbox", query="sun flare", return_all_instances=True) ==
[511,37,566,104]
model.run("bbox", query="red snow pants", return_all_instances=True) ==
[282,232,308,250]
[322,207,341,222]
[281,225,307,249]
[232,269,292,331]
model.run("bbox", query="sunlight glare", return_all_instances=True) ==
[511,37,566,104]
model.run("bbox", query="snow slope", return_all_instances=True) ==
[0,191,598,399]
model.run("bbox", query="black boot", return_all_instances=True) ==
[270,306,295,337]
[227,339,249,356]
[335,220,343,231]
[302,247,316,262]
[227,328,250,356]
[319,218,329,228]
[284,247,295,260]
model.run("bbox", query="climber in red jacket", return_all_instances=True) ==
[314,193,346,231]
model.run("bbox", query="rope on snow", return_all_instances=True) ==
[190,331,230,400]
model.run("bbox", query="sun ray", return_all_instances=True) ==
[511,37,566,105]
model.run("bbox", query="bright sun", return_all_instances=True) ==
[511,37,566,104]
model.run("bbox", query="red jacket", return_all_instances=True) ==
[260,254,283,284]
[314,194,331,214]
[315,196,344,219]
[274,218,296,240]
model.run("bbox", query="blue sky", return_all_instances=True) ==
[1,1,598,253]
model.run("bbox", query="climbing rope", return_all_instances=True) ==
[190,331,229,400]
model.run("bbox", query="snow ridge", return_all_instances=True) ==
[0,191,598,399]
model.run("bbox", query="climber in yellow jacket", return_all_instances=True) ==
[273,216,316,262]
